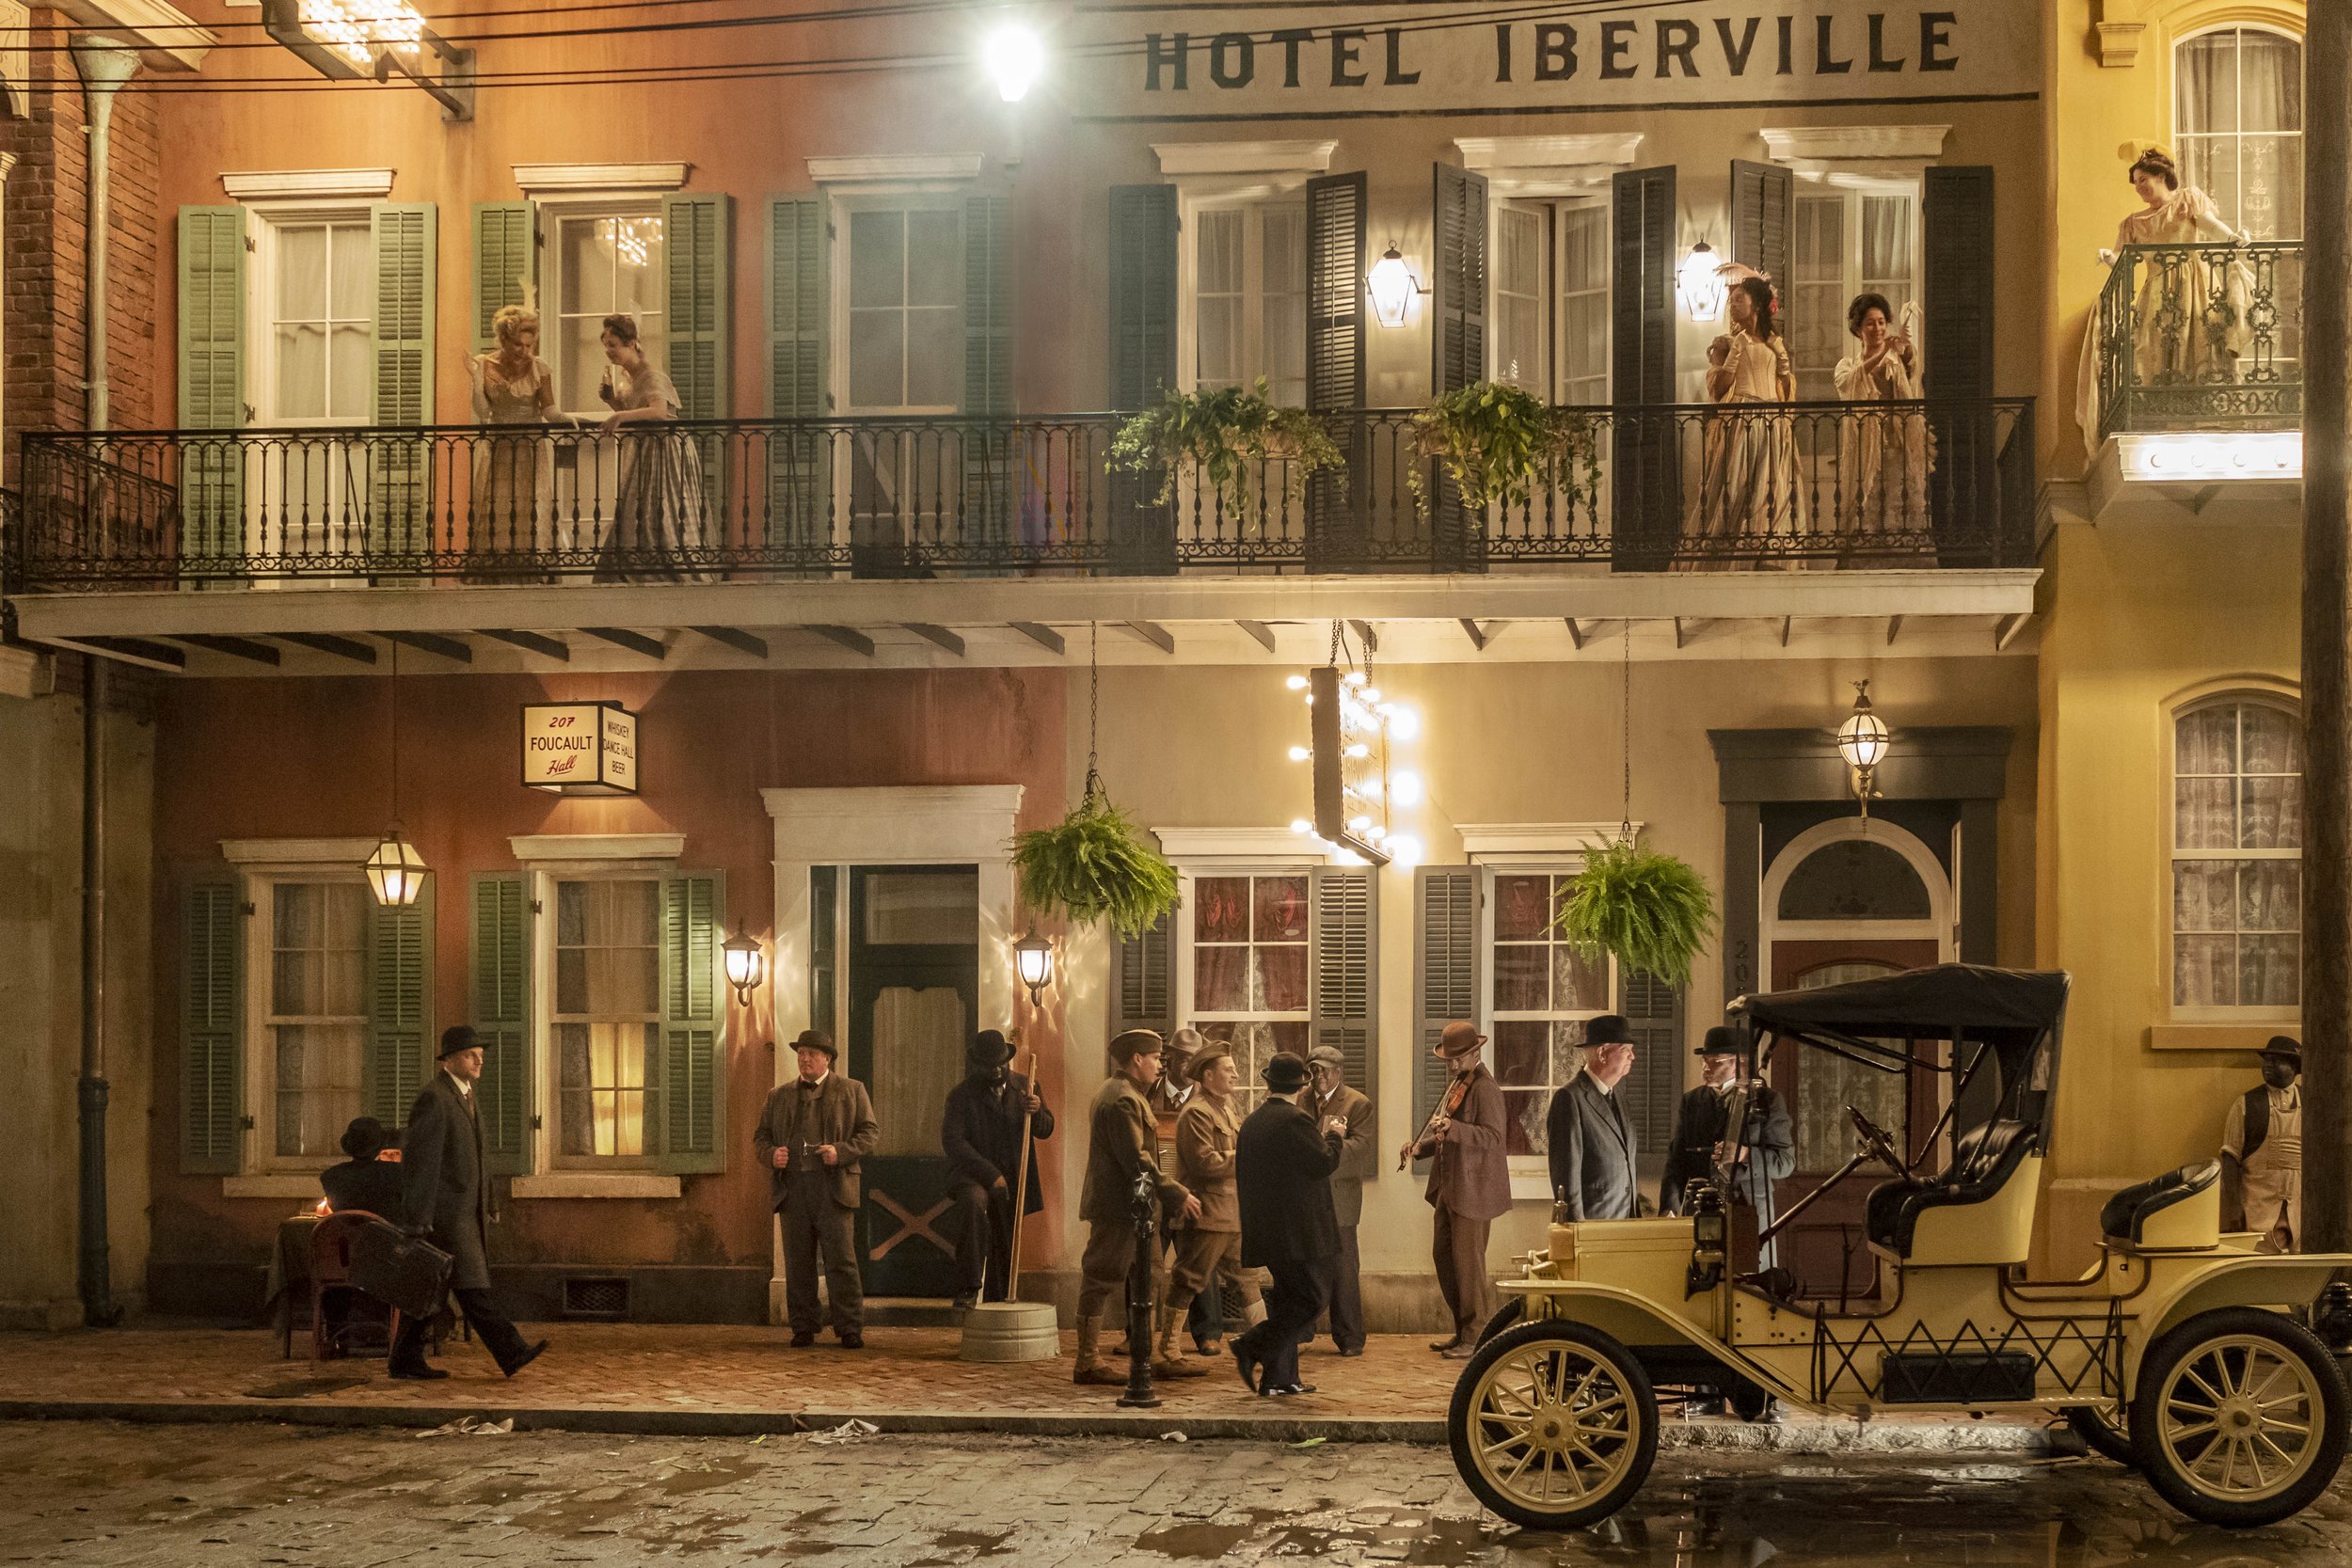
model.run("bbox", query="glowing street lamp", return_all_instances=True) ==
[1836,680,1892,820]
[363,827,428,908]
[1677,241,1727,322]
[981,21,1045,103]
[1014,927,1056,1006]
[1367,246,1424,328]
[723,926,767,1006]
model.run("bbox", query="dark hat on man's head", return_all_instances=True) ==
[1695,1025,1740,1057]
[1583,1014,1635,1048]
[2260,1035,2302,1065]
[1262,1052,1311,1094]
[968,1029,1015,1070]
[1109,1028,1165,1065]
[791,1027,838,1060]
[340,1116,390,1160]
[1438,1021,1487,1058]
[437,1024,480,1059]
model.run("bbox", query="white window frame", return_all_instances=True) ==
[828,189,969,418]
[539,196,670,424]
[245,200,374,428]
[1172,177,1311,402]
[2169,691,2303,1024]
[1486,862,1619,1185]
[245,871,372,1174]
[1157,829,1327,1116]
[1788,176,1921,399]
[2173,24,2305,240]
[1490,196,1613,404]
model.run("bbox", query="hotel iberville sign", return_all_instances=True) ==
[521,702,639,798]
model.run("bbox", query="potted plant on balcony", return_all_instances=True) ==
[1552,834,1718,990]
[1109,377,1344,526]
[1409,381,1604,522]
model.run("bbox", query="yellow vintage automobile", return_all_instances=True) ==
[1448,965,2351,1532]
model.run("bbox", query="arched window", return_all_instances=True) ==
[2172,694,2301,1012]
[2174,26,2304,239]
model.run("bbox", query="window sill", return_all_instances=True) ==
[2147,1023,2301,1052]
[510,1173,682,1199]
[1509,1172,1557,1202]
[222,1175,326,1199]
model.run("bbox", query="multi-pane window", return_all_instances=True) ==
[846,203,964,413]
[555,211,667,413]
[267,218,373,423]
[267,881,368,1163]
[1790,188,1917,399]
[2176,27,2304,240]
[2174,699,2302,1011]
[1194,200,1307,406]
[1490,872,1612,1157]
[1492,202,1610,404]
[555,879,661,1161]
[1191,873,1310,1111]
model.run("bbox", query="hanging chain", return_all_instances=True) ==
[1327,617,1343,671]
[1083,620,1104,806]
[389,636,402,827]
[1619,621,1634,844]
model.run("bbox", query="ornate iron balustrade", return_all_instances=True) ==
[8,401,2034,590]
[2094,239,2301,439]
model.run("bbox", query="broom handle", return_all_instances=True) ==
[1007,1036,1038,1299]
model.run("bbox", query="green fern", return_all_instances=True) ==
[1409,381,1605,522]
[1012,796,1180,938]
[1109,378,1344,525]
[1551,837,1718,990]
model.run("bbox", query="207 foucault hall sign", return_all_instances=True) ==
[1071,0,2031,119]
[521,703,639,797]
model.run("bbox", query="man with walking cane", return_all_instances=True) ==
[941,1028,1054,1307]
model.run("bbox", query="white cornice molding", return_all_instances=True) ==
[1152,139,1338,177]
[509,832,687,865]
[1457,823,1642,866]
[52,0,215,70]
[221,168,396,202]
[513,162,691,195]
[764,784,1022,863]
[1154,826,1328,863]
[1759,124,1951,177]
[806,153,985,183]
[221,836,381,866]
[1454,133,1645,173]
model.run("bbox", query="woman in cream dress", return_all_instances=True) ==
[1833,293,1932,546]
[466,304,558,564]
[594,312,711,583]
[1695,276,1799,554]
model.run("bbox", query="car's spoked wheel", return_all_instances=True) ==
[1447,1321,1658,1530]
[2130,1307,2350,1528]
[2059,1404,2137,1466]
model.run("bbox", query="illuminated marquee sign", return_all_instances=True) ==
[521,702,639,797]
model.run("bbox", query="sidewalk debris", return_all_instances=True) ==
[806,1418,881,1446]
[417,1416,514,1438]
[1159,1431,1188,1442]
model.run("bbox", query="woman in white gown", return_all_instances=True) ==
[1833,293,1932,548]
[1695,275,1798,557]
[466,304,557,566]
[594,312,712,583]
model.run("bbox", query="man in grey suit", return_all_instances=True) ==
[1304,1044,1375,1356]
[1546,1014,1641,1222]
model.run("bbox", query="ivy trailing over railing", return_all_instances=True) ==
[1409,381,1604,520]
[1109,378,1344,524]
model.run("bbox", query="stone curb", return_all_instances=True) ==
[0,1398,2050,1451]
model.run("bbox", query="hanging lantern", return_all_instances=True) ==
[1366,246,1423,328]
[1014,927,1056,1006]
[1836,680,1891,820]
[363,826,428,908]
[1677,241,1727,322]
[723,925,767,1006]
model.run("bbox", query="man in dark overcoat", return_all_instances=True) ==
[388,1026,547,1381]
[754,1028,881,1347]
[941,1028,1055,1308]
[1404,1022,1511,1357]
[1232,1052,1345,1397]
[320,1116,405,1217]
[1547,1013,1641,1224]
[1659,1026,1797,1263]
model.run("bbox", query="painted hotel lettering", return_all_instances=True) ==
[1140,11,1961,91]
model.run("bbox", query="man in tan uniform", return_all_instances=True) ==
[1158,1042,1258,1370]
[1402,1021,1512,1358]
[1075,1028,1200,1385]
[2220,1036,2302,1253]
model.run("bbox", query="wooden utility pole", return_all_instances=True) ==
[2303,0,2352,1255]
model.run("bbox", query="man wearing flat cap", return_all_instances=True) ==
[1659,1026,1796,1264]
[1304,1043,1375,1356]
[2220,1036,2303,1252]
[1403,1021,1511,1357]
[1233,1052,1346,1396]
[1547,1014,1641,1226]
[755,1028,881,1347]
[389,1025,548,1381]
[1074,1029,1200,1385]
[941,1029,1054,1309]
[1159,1041,1260,1369]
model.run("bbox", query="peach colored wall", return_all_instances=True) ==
[148,667,1065,1275]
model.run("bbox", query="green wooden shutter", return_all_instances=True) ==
[1729,160,1792,313]
[369,201,437,562]
[1114,906,1177,1043]
[178,206,246,563]
[1611,166,1678,570]
[1311,865,1377,1101]
[663,193,733,419]
[470,873,532,1175]
[1430,163,1490,573]
[767,196,828,558]
[363,878,433,1129]
[1305,170,1368,571]
[660,871,724,1174]
[962,193,1015,560]
[1923,166,1998,560]
[1618,968,1686,1156]
[808,865,839,1040]
[1412,864,1484,1171]
[1106,184,1178,576]
[182,876,244,1174]
[472,200,537,355]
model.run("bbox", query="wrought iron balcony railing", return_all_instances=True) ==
[2093,239,2301,440]
[8,400,2034,591]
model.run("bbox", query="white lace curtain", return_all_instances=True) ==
[2176,26,2304,239]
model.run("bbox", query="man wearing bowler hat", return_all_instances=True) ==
[1660,1026,1796,1264]
[754,1028,881,1347]
[1232,1052,1346,1396]
[1402,1021,1511,1358]
[389,1025,548,1381]
[1547,1014,1642,1226]
[2220,1036,2303,1253]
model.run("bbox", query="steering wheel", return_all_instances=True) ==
[1848,1104,1906,1172]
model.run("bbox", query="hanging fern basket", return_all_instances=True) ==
[1551,837,1719,990]
[1012,790,1180,939]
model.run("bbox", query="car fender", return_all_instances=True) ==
[1501,1280,1822,1412]
[2129,1252,2352,1384]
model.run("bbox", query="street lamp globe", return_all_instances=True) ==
[362,827,428,908]
[982,22,1044,103]
[723,925,767,1005]
[1367,246,1421,328]
[1836,682,1891,772]
[1014,927,1055,1005]
[1677,241,1727,322]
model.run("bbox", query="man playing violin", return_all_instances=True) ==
[1401,1021,1511,1358]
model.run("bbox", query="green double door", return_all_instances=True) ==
[846,865,979,1299]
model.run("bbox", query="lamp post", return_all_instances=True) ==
[723,926,767,1006]
[1014,928,1055,1006]
[1835,681,1890,822]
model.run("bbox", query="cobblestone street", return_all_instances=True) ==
[7,1420,2349,1568]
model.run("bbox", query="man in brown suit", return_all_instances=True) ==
[1400,1021,1511,1358]
[1075,1028,1200,1386]
[1158,1043,1254,1374]
[754,1029,881,1348]
[1305,1043,1375,1356]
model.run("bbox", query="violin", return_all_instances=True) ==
[1400,1069,1474,1170]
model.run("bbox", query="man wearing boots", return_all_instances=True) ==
[754,1029,881,1347]
[1074,1029,1200,1386]
[1160,1042,1261,1370]
[941,1029,1054,1307]
[388,1026,547,1381]
[1233,1052,1346,1396]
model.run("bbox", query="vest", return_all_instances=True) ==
[2242,1085,2271,1164]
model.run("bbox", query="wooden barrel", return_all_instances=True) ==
[958,1300,1060,1363]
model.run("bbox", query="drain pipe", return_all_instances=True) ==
[72,35,138,1329]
